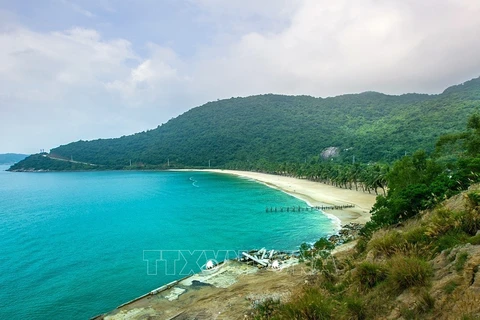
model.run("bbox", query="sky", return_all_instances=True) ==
[1,0,480,154]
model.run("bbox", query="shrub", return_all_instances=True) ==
[368,230,405,257]
[416,290,435,314]
[314,237,335,251]
[466,191,480,208]
[387,256,433,291]
[356,262,388,290]
[433,229,469,253]
[468,233,480,245]
[355,236,369,255]
[250,298,281,319]
[425,208,457,239]
[460,208,480,236]
[299,242,312,261]
[343,296,366,320]
[278,287,335,319]
[403,225,429,244]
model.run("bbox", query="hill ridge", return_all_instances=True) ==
[10,76,480,171]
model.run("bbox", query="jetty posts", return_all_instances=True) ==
[265,204,354,213]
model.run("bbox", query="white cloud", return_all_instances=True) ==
[1,0,480,153]
[0,25,137,102]
[190,0,480,98]
[105,45,190,108]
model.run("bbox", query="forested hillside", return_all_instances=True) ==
[11,77,480,170]
[0,153,28,165]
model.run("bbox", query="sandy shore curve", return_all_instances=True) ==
[201,169,378,225]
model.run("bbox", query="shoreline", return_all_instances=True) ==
[185,169,377,226]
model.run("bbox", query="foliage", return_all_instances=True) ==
[455,252,469,272]
[365,114,480,232]
[367,230,405,257]
[8,154,97,171]
[386,255,433,291]
[249,183,480,320]
[443,280,460,294]
[250,298,282,319]
[355,261,388,290]
[399,290,435,319]
[275,287,336,319]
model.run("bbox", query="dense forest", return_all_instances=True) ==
[10,77,480,172]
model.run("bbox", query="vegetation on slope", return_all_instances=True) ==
[10,77,480,171]
[248,115,480,320]
[8,154,98,171]
[249,186,480,320]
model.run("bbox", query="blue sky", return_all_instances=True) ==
[1,0,480,153]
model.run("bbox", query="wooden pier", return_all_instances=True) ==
[265,204,354,213]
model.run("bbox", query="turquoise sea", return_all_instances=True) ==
[0,165,337,319]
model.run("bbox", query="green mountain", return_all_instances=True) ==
[10,77,480,171]
[0,153,28,165]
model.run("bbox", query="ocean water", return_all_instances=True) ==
[0,166,337,319]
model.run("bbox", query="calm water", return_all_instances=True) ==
[0,166,336,319]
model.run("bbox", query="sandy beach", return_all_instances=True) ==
[201,169,377,225]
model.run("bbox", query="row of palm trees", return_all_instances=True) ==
[225,160,389,195]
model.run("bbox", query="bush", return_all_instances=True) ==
[416,290,435,314]
[403,225,429,244]
[368,230,405,257]
[461,194,480,234]
[433,229,470,253]
[343,296,366,320]
[425,208,457,239]
[250,298,281,319]
[356,262,388,290]
[355,236,369,255]
[314,237,335,251]
[387,256,433,291]
[278,287,335,319]
[468,233,480,245]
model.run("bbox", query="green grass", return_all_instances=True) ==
[343,296,366,320]
[433,229,470,253]
[399,291,435,319]
[403,225,429,244]
[443,280,460,294]
[387,256,433,291]
[356,262,388,290]
[278,287,336,320]
[468,233,480,245]
[250,298,281,319]
[368,230,405,257]
[455,252,469,272]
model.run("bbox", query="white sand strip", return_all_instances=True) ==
[201,169,377,225]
